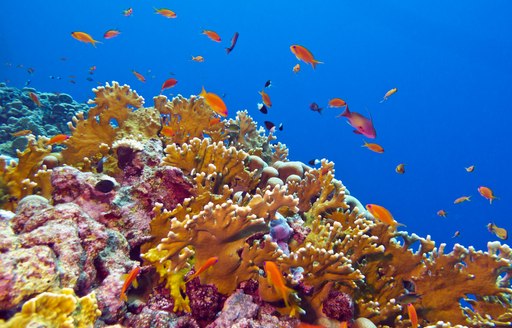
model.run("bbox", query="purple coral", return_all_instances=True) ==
[269,214,293,255]
[186,279,226,326]
[322,289,354,322]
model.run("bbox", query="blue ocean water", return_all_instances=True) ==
[1,1,510,252]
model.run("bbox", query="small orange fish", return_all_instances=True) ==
[47,134,69,145]
[192,55,204,62]
[203,30,221,42]
[259,90,272,107]
[186,256,219,283]
[11,129,32,137]
[120,266,140,301]
[264,261,296,315]
[71,31,100,47]
[123,7,133,16]
[161,78,178,93]
[407,303,418,328]
[366,204,405,227]
[290,45,323,69]
[29,92,41,107]
[395,163,405,174]
[297,323,325,328]
[200,87,228,117]
[293,63,301,73]
[478,186,498,204]
[209,117,221,126]
[328,98,347,108]
[465,165,475,172]
[155,8,177,18]
[132,70,146,83]
[362,140,384,153]
[454,196,471,204]
[160,125,175,138]
[437,209,447,218]
[380,88,398,103]
[104,29,121,39]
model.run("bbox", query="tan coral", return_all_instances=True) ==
[0,135,52,210]
[0,288,101,328]
[154,94,228,144]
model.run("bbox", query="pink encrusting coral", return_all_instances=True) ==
[1,83,512,328]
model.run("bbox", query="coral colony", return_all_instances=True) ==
[0,82,511,327]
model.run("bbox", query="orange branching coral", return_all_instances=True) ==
[153,95,228,144]
[61,82,148,166]
[162,137,259,192]
[0,135,51,210]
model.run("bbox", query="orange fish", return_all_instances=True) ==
[123,7,133,16]
[487,222,508,240]
[192,55,204,62]
[293,63,301,73]
[209,117,221,126]
[200,87,228,117]
[290,45,323,69]
[47,134,69,145]
[203,30,221,42]
[161,78,178,93]
[395,163,405,174]
[104,29,121,39]
[340,322,348,328]
[407,303,418,328]
[120,266,140,301]
[437,209,447,218]
[380,88,398,103]
[478,186,498,204]
[132,70,146,83]
[155,8,177,18]
[186,256,219,283]
[259,90,272,107]
[454,196,471,204]
[160,125,175,138]
[264,261,296,315]
[11,129,32,137]
[465,165,475,172]
[297,323,325,328]
[29,92,41,107]
[328,98,347,108]
[366,204,405,227]
[71,32,100,47]
[362,140,384,153]
[452,230,461,238]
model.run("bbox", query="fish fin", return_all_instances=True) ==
[200,86,206,97]
[353,129,362,135]
[120,274,128,281]
[312,60,324,69]
[226,48,231,54]
[132,278,139,288]
[120,293,127,302]
[340,106,350,117]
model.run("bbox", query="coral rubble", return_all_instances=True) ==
[0,82,511,328]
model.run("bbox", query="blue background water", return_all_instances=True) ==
[1,1,511,251]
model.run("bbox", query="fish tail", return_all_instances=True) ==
[339,105,350,117]
[311,60,323,69]
[225,47,231,54]
[120,293,127,302]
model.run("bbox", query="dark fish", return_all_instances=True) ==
[278,123,283,131]
[308,159,320,166]
[257,103,268,114]
[264,80,272,88]
[264,121,275,131]
[452,230,461,238]
[396,293,422,305]
[25,79,31,86]
[309,102,322,114]
[226,123,240,134]
[86,77,94,82]
[402,280,416,293]
[27,67,35,74]
[226,31,239,54]
[69,80,76,84]
[60,57,68,61]
[96,156,107,173]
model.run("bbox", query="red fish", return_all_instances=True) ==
[186,257,218,283]
[47,134,69,145]
[226,32,239,54]
[29,92,41,107]
[339,106,376,139]
[203,30,221,42]
[120,266,140,301]
[161,78,178,93]
[132,70,146,83]
[104,29,121,39]
[259,90,272,107]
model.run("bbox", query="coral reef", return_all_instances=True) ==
[1,82,511,328]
